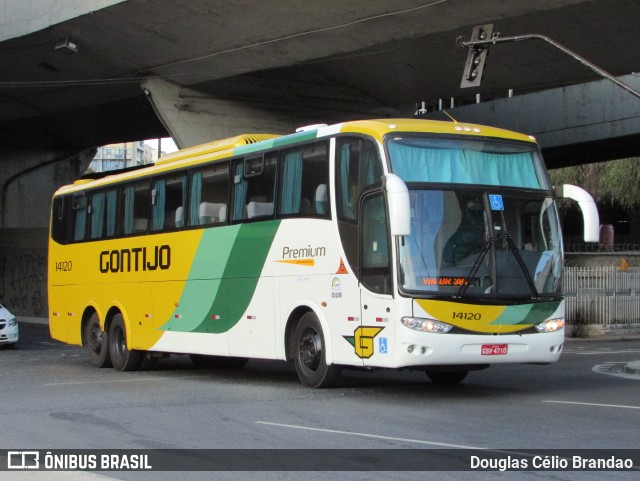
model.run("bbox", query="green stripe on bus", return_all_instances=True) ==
[490,301,560,326]
[161,221,281,334]
[233,130,319,156]
[520,301,561,325]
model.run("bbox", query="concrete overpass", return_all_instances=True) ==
[1,0,640,317]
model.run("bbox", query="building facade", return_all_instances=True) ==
[89,141,156,172]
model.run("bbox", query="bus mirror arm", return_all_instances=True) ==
[384,173,411,236]
[554,184,600,243]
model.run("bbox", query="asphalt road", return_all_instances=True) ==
[1,321,639,481]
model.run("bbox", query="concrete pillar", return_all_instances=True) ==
[141,78,331,148]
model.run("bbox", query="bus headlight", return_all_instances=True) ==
[535,318,565,333]
[401,317,453,333]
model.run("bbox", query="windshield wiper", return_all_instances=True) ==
[455,233,539,299]
[455,237,493,298]
[503,233,539,299]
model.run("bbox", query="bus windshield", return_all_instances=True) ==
[389,136,562,299]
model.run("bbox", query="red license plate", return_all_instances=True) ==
[481,343,508,356]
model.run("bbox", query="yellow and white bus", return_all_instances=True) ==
[48,118,598,387]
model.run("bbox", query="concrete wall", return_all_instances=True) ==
[1,146,94,228]
[0,228,47,318]
[0,147,94,317]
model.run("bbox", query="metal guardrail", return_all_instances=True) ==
[564,244,640,253]
[564,266,640,325]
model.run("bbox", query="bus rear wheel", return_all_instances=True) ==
[293,312,340,388]
[426,369,468,385]
[108,314,143,371]
[84,313,111,368]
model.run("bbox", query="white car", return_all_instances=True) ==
[0,304,18,348]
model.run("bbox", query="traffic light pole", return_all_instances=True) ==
[460,27,640,101]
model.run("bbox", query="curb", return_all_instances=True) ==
[18,316,49,325]
[624,361,640,375]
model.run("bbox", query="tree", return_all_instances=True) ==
[549,157,640,209]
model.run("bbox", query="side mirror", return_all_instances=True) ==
[554,184,600,243]
[384,173,411,236]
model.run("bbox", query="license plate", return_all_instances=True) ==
[481,343,508,356]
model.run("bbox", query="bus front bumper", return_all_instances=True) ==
[393,329,565,368]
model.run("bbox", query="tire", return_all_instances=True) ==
[2,343,16,350]
[83,312,111,368]
[426,369,468,385]
[108,314,142,371]
[293,312,340,388]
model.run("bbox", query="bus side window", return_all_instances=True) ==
[278,142,329,218]
[72,194,87,242]
[118,181,150,235]
[336,136,383,277]
[232,153,277,221]
[189,163,229,227]
[336,137,383,222]
[361,192,391,294]
[89,189,117,240]
[151,173,186,232]
[51,195,70,244]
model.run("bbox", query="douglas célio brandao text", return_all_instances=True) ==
[470,454,635,471]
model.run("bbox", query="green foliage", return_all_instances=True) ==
[549,157,640,209]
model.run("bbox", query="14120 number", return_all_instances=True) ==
[452,312,481,321]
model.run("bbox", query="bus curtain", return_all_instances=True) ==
[189,173,202,225]
[151,180,166,231]
[90,192,105,239]
[73,196,87,241]
[106,190,117,236]
[232,163,247,220]
[388,143,540,189]
[281,151,303,214]
[340,144,355,220]
[89,190,117,239]
[123,186,134,234]
[179,175,187,226]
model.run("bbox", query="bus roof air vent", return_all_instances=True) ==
[241,134,280,144]
[155,133,281,165]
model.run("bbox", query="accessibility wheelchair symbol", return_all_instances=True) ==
[489,194,504,211]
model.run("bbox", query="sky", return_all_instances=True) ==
[144,137,178,154]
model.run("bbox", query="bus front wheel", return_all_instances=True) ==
[108,314,143,371]
[84,313,111,368]
[293,312,340,388]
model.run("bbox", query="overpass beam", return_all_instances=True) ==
[141,78,321,148]
[425,74,640,167]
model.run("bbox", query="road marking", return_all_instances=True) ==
[543,400,640,410]
[256,421,492,450]
[255,421,577,460]
[256,421,480,448]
